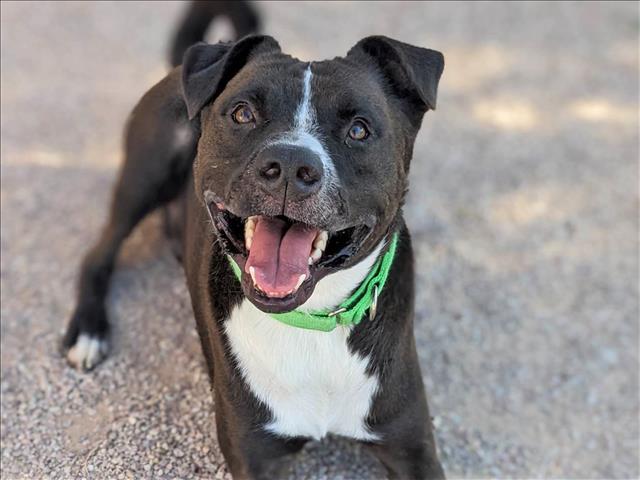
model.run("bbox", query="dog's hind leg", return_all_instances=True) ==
[63,71,197,371]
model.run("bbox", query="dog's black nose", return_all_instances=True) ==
[255,144,324,201]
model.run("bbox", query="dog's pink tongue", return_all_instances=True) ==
[245,217,318,298]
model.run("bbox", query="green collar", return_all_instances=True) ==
[227,232,399,332]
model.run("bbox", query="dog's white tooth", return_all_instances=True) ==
[313,230,328,251]
[249,266,257,285]
[294,274,306,291]
[310,248,322,262]
[244,218,256,251]
[308,256,314,265]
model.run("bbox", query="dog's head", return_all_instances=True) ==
[181,35,444,313]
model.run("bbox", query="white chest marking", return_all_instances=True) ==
[224,242,385,441]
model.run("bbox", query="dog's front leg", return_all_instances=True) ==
[61,69,199,371]
[367,440,445,480]
[213,388,307,479]
[365,387,445,480]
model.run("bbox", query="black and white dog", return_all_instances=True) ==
[62,4,445,478]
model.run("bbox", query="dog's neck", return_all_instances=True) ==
[296,239,385,313]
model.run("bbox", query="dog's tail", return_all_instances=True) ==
[169,0,261,67]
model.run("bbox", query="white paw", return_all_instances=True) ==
[66,334,109,371]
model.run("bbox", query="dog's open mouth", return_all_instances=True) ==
[207,201,371,313]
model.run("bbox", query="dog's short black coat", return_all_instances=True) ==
[63,4,445,479]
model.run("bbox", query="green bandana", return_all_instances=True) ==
[227,232,399,332]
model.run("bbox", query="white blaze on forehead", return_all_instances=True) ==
[269,64,337,183]
[295,66,315,131]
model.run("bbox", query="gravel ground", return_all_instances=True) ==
[1,2,638,479]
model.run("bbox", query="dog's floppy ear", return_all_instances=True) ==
[181,35,281,119]
[347,36,444,113]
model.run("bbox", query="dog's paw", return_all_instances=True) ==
[65,333,109,372]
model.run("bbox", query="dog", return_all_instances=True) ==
[62,3,445,478]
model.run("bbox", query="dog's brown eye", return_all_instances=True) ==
[348,121,369,141]
[232,104,255,124]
